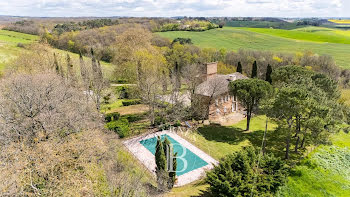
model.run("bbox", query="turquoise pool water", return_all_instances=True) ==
[140,134,208,176]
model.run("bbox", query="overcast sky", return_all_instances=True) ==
[0,0,349,18]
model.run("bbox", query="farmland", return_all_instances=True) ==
[0,30,38,71]
[0,29,113,79]
[158,27,350,69]
[329,19,350,24]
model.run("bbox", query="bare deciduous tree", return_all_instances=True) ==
[0,72,99,144]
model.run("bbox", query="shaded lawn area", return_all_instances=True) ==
[179,115,286,161]
[101,99,149,115]
[169,117,350,196]
[111,104,149,115]
[166,180,210,197]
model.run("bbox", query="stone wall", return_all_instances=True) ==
[208,93,244,121]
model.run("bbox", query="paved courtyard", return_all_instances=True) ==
[123,131,218,187]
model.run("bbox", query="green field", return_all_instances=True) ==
[157,27,350,69]
[0,29,113,79]
[279,132,350,197]
[241,27,350,44]
[0,30,38,71]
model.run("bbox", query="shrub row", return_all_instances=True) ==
[105,118,130,138]
[104,112,120,123]
[123,114,145,123]
[115,86,140,99]
[122,99,141,106]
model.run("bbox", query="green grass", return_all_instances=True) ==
[101,99,126,113]
[222,20,301,30]
[240,27,350,44]
[173,116,350,196]
[179,115,277,160]
[278,132,350,197]
[0,29,114,79]
[157,27,350,69]
[0,30,37,44]
[341,89,350,106]
[0,30,38,72]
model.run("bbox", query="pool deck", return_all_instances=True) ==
[123,131,218,187]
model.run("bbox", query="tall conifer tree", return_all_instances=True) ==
[237,61,242,74]
[266,64,272,84]
[251,61,257,78]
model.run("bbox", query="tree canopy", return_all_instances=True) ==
[206,147,288,197]
[229,78,272,131]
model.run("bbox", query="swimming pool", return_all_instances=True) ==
[139,134,208,176]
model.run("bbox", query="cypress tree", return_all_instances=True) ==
[155,137,166,171]
[66,54,76,83]
[53,53,60,75]
[155,137,167,190]
[155,136,177,190]
[168,152,177,189]
[163,136,171,160]
[266,64,273,84]
[237,61,242,74]
[251,61,257,78]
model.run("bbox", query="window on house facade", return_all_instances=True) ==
[216,108,221,115]
[215,99,218,106]
[232,102,237,112]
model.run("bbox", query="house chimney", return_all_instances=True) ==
[205,62,217,80]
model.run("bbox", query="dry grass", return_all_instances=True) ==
[109,104,149,115]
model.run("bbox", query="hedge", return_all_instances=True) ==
[115,86,140,99]
[122,114,144,123]
[104,112,120,122]
[122,99,141,106]
[105,118,130,138]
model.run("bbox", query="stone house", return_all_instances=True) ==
[194,62,248,121]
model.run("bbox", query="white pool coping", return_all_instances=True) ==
[123,130,218,187]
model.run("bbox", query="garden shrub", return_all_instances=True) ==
[154,116,166,126]
[115,86,140,99]
[122,99,141,106]
[173,120,181,127]
[158,123,170,131]
[104,112,120,122]
[106,118,130,138]
[122,114,144,123]
[206,146,288,196]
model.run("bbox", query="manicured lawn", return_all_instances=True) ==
[106,104,148,115]
[101,99,125,113]
[178,115,278,160]
[169,115,279,196]
[157,27,350,69]
[166,180,210,197]
[171,117,350,196]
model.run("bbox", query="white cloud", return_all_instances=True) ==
[0,0,347,17]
